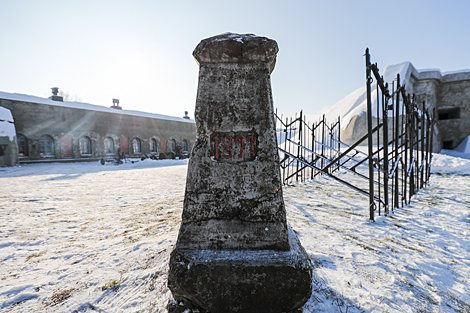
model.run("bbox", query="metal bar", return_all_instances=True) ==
[394,74,400,209]
[376,81,382,215]
[322,123,382,173]
[428,108,435,181]
[409,94,415,201]
[279,147,385,204]
[420,102,425,188]
[366,48,375,221]
[321,114,326,172]
[337,117,340,173]
[383,87,389,215]
[285,138,375,182]
[295,112,301,183]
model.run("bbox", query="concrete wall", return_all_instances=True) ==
[436,78,470,149]
[413,78,442,151]
[339,66,470,152]
[0,98,196,161]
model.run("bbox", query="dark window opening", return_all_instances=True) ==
[150,138,158,153]
[17,134,28,156]
[133,138,141,154]
[79,137,92,155]
[39,135,54,156]
[169,139,176,153]
[104,137,114,154]
[438,107,460,120]
[443,140,453,149]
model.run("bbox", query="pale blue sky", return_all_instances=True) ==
[1,0,469,120]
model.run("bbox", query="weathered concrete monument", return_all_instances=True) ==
[168,33,312,312]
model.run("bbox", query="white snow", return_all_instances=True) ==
[442,69,470,76]
[0,106,14,123]
[216,32,258,43]
[0,91,195,124]
[417,68,441,73]
[1,153,470,312]
[0,106,16,141]
[324,62,414,129]
[453,135,470,154]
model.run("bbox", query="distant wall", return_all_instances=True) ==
[0,98,196,162]
[338,66,470,153]
[435,78,470,149]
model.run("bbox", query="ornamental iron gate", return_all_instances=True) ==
[276,49,434,221]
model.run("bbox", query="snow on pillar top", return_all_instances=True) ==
[193,32,278,73]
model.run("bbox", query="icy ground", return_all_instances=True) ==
[1,155,470,312]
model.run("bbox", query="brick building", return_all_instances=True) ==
[0,90,196,165]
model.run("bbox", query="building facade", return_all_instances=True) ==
[326,62,470,152]
[0,90,196,165]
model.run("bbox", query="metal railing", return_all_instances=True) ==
[276,49,434,221]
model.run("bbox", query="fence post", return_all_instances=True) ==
[383,90,389,215]
[394,75,400,209]
[365,48,375,221]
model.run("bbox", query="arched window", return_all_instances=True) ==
[133,138,141,154]
[39,135,54,156]
[169,139,176,153]
[17,134,28,156]
[181,139,188,152]
[104,137,114,155]
[149,138,158,152]
[79,137,92,155]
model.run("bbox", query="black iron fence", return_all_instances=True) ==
[276,48,435,221]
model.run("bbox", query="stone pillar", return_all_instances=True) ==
[168,33,312,313]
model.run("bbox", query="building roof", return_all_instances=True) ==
[0,91,195,124]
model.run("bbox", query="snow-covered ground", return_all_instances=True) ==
[1,154,469,312]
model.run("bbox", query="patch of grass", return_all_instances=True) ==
[25,251,45,262]
[402,245,424,253]
[101,271,125,292]
[48,288,75,306]
[101,279,121,292]
[357,243,375,251]
[147,271,161,291]
[129,237,140,243]
[398,277,414,288]
[383,244,397,253]
[442,290,470,312]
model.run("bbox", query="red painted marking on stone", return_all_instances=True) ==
[247,135,255,158]
[235,135,244,158]
[212,133,256,161]
[222,136,233,159]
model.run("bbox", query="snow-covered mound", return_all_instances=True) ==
[0,106,15,141]
[454,135,470,154]
[324,62,414,128]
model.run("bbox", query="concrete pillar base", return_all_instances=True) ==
[168,226,312,313]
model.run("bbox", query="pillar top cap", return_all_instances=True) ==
[193,32,278,71]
